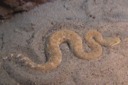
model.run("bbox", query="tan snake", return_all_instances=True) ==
[4,29,120,72]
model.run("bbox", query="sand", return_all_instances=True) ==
[0,0,128,85]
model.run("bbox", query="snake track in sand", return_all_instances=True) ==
[3,29,120,72]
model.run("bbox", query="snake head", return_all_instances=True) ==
[106,37,121,47]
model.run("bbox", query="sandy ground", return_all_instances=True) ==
[1,0,128,85]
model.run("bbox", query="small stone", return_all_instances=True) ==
[10,54,14,57]
[16,54,22,58]
[2,57,8,60]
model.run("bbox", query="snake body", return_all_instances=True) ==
[4,29,120,72]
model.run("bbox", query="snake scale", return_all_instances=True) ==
[3,29,120,72]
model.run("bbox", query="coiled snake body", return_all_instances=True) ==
[4,29,120,72]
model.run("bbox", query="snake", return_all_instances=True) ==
[3,29,120,72]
